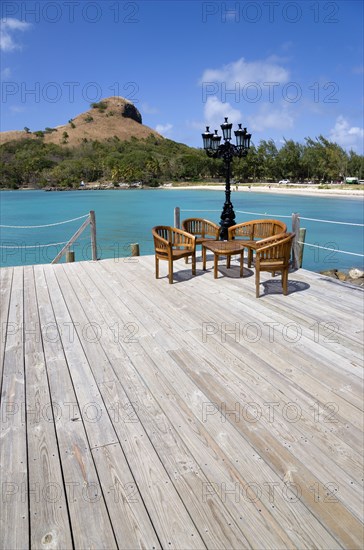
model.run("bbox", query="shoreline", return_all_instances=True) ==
[162,184,364,199]
[2,184,363,199]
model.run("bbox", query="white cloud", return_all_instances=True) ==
[0,18,31,51]
[200,56,289,87]
[203,97,242,131]
[155,123,173,136]
[249,103,295,132]
[329,115,364,151]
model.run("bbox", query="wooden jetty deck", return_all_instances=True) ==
[1,255,363,549]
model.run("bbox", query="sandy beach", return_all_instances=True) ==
[163,184,364,199]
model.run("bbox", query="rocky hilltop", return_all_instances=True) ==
[0,97,162,147]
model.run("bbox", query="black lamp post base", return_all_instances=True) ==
[219,204,236,240]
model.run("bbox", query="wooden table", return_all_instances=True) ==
[202,240,246,278]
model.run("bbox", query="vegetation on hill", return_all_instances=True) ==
[0,133,362,189]
[0,97,160,149]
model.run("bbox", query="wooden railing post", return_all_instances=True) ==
[89,210,97,261]
[298,227,306,268]
[51,210,97,264]
[130,243,140,256]
[291,212,300,269]
[174,207,180,228]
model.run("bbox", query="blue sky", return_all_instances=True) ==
[1,0,363,152]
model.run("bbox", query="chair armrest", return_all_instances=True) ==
[153,235,172,254]
[255,232,293,252]
[172,227,196,250]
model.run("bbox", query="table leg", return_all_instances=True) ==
[240,251,244,277]
[214,254,218,278]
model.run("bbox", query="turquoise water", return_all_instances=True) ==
[0,189,363,272]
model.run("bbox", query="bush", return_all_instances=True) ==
[84,115,94,123]
[90,101,108,112]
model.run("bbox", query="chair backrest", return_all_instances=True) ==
[152,225,195,252]
[182,218,219,239]
[256,232,294,264]
[228,219,287,241]
[152,226,171,253]
[253,219,287,239]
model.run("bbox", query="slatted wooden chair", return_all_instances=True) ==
[228,219,287,267]
[181,218,220,262]
[152,226,196,284]
[254,232,294,297]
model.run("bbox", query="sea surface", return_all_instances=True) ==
[0,189,363,272]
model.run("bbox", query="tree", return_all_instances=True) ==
[303,136,346,182]
[277,139,304,181]
[346,150,363,179]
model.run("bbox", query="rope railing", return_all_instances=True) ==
[0,213,89,229]
[0,211,97,264]
[181,208,292,219]
[174,206,364,268]
[299,216,364,226]
[297,242,364,257]
[180,208,364,225]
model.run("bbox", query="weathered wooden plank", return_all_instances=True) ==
[67,262,252,549]
[122,258,364,487]
[165,345,363,549]
[54,262,208,550]
[67,260,249,548]
[1,255,363,550]
[101,258,362,548]
[0,267,28,550]
[0,267,13,384]
[170,346,363,520]
[91,443,161,550]
[33,265,117,549]
[43,263,118,449]
[106,257,363,424]
[23,265,73,549]
[86,261,342,549]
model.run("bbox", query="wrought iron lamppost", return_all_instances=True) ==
[202,117,251,240]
